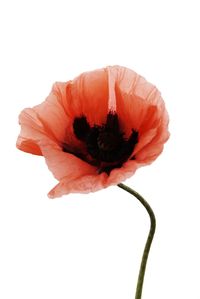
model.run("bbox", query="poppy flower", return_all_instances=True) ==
[16,66,169,198]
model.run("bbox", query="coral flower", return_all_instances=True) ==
[16,66,169,198]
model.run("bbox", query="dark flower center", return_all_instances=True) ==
[97,131,120,151]
[64,112,138,174]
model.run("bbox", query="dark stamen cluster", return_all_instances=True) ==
[64,112,138,174]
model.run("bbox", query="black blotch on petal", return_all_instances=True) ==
[73,116,91,141]
[70,112,139,174]
[62,143,86,160]
[128,129,139,146]
[105,112,120,133]
[86,126,100,159]
[98,162,123,175]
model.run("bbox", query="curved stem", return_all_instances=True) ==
[118,183,156,299]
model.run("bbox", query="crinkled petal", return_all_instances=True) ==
[48,159,139,198]
[108,66,169,163]
[65,68,109,125]
[39,139,97,181]
[16,82,81,155]
[136,109,170,162]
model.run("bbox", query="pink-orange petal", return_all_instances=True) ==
[136,117,170,163]
[16,137,42,155]
[109,66,169,161]
[16,107,52,155]
[32,82,70,143]
[112,66,164,131]
[39,139,97,181]
[48,159,139,199]
[48,173,107,198]
[17,82,81,156]
[64,68,109,126]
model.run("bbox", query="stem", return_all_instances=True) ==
[118,183,156,299]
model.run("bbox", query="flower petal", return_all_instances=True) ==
[39,139,97,181]
[48,159,139,198]
[136,109,170,163]
[64,68,109,126]
[108,66,169,163]
[110,66,161,131]
[48,173,107,198]
[17,82,80,155]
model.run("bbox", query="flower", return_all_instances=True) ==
[16,66,169,198]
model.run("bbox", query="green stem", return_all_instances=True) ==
[118,183,156,299]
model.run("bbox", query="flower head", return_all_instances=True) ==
[16,66,169,198]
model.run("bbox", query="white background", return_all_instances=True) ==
[0,0,200,298]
